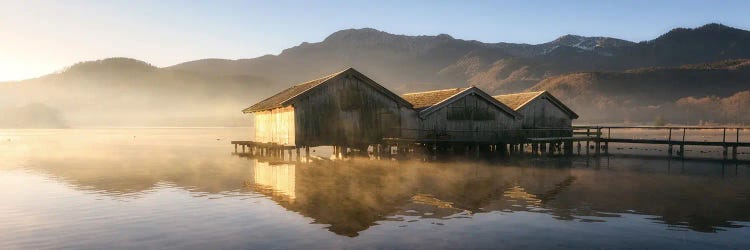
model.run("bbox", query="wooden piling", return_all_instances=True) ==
[680,128,686,158]
[732,128,740,161]
[668,128,673,157]
[586,128,591,155]
[733,146,738,161]
[564,140,573,156]
[496,143,506,157]
[547,143,553,156]
[723,128,728,159]
[595,127,601,156]
[604,141,609,155]
[305,146,310,162]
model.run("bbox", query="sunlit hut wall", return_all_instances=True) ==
[252,106,295,144]
[243,68,418,148]
[493,91,578,137]
[402,87,522,142]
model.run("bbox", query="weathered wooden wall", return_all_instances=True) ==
[399,106,420,140]
[292,74,417,147]
[253,106,295,145]
[419,93,519,142]
[518,97,572,128]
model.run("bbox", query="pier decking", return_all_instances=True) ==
[231,141,305,161]
[572,126,749,161]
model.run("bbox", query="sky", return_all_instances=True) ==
[1,0,748,81]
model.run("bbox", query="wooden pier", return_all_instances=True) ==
[231,141,309,162]
[572,126,749,161]
[233,126,748,162]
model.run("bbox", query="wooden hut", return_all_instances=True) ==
[493,91,578,128]
[493,91,578,137]
[401,86,522,143]
[242,68,417,149]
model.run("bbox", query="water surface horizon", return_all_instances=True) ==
[1,128,749,249]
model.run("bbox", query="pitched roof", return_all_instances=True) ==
[403,86,520,118]
[243,68,412,113]
[243,70,344,113]
[401,88,467,110]
[493,91,579,119]
[492,91,545,110]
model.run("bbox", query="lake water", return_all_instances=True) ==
[1,128,749,249]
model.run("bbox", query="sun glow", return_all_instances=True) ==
[0,60,57,82]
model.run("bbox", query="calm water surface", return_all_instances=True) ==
[1,128,750,249]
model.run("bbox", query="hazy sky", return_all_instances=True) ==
[1,0,748,81]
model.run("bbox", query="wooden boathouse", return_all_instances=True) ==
[241,68,418,153]
[493,91,578,129]
[401,87,522,143]
[235,67,583,159]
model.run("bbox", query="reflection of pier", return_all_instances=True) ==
[574,126,749,161]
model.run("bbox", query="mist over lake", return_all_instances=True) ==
[1,128,749,249]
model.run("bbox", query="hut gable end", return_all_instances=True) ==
[493,91,545,110]
[411,87,522,141]
[292,72,417,146]
[401,88,467,110]
[243,70,341,113]
[493,91,578,129]
[403,87,520,119]
[493,91,578,119]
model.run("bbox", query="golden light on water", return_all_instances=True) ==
[252,162,297,201]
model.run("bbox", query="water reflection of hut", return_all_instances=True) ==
[28,148,750,236]
[243,159,577,236]
[251,161,296,201]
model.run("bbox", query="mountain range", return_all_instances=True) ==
[2,23,750,127]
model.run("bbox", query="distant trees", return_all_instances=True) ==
[0,103,67,128]
[674,91,750,124]
[654,116,665,126]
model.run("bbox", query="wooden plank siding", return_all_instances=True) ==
[518,97,572,129]
[493,91,579,139]
[292,74,418,147]
[514,97,574,139]
[253,106,295,145]
[418,93,520,142]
